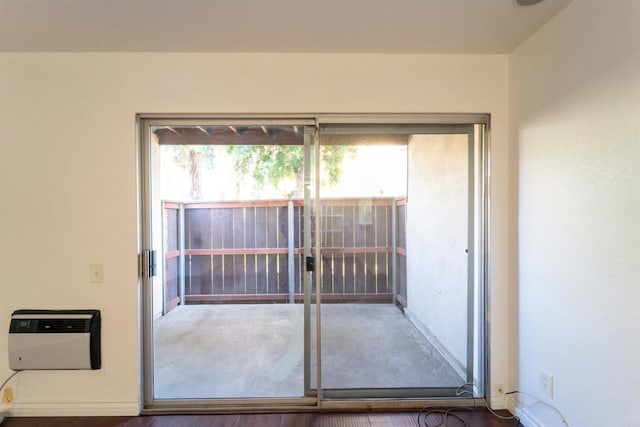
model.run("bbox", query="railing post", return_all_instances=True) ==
[288,199,295,304]
[391,198,398,306]
[178,202,186,306]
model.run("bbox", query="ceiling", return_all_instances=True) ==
[0,0,572,54]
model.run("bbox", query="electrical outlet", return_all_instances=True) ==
[2,386,13,403]
[540,370,554,399]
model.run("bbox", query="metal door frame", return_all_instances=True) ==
[137,113,490,413]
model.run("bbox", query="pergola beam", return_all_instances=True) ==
[154,126,303,146]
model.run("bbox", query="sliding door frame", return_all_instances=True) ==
[137,113,490,413]
[315,122,480,400]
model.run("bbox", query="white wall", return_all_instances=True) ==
[509,1,640,426]
[0,53,509,415]
[406,134,469,372]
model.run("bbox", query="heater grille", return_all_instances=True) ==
[36,319,87,333]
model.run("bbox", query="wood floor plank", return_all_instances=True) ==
[369,413,417,427]
[210,414,240,427]
[1,410,518,427]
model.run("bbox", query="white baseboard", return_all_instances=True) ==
[2,401,139,417]
[510,402,542,427]
[489,395,508,410]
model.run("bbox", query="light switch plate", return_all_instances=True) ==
[90,264,104,283]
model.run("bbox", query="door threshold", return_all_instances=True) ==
[142,397,485,415]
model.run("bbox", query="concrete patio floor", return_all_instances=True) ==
[153,304,463,399]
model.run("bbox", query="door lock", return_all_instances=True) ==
[305,256,316,272]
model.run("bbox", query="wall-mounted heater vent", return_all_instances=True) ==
[9,310,101,370]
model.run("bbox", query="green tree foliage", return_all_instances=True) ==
[167,144,353,199]
[227,145,354,195]
[227,145,303,187]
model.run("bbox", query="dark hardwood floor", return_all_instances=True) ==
[2,410,520,426]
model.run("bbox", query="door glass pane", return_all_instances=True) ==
[149,124,311,399]
[318,126,481,397]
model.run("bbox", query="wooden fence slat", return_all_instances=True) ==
[267,207,278,249]
[167,258,178,299]
[365,252,377,294]
[230,254,243,294]
[220,208,234,249]
[267,254,278,294]
[376,252,389,293]
[385,205,392,246]
[165,257,179,309]
[233,208,245,249]
[245,207,256,249]
[212,255,224,294]
[255,207,267,248]
[344,206,355,247]
[344,254,355,294]
[245,254,257,294]
[166,208,178,252]
[211,208,223,249]
[162,206,180,313]
[365,214,376,248]
[278,206,288,249]
[256,254,268,294]
[355,208,366,248]
[375,206,386,246]
[278,254,289,294]
[334,253,345,294]
[322,254,333,294]
[354,253,366,294]
[223,255,234,294]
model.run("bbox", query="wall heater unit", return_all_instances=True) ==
[8,310,101,370]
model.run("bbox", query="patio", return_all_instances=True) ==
[153,303,464,399]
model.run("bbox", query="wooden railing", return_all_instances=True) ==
[162,198,406,312]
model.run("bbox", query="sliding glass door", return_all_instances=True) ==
[139,116,487,409]
[316,123,484,398]
[140,120,318,404]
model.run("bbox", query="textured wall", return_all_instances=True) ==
[510,1,640,425]
[0,52,509,414]
[406,134,469,370]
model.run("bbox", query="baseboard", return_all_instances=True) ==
[2,401,139,417]
[489,395,508,410]
[510,402,541,427]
